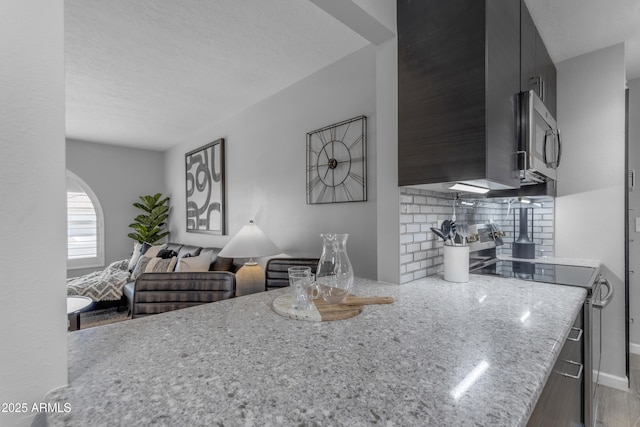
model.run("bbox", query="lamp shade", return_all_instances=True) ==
[218,221,280,259]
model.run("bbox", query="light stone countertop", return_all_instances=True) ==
[47,274,587,426]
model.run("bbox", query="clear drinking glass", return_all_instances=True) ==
[288,266,314,311]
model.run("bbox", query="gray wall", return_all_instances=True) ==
[66,139,165,277]
[556,44,627,388]
[628,78,640,352]
[164,46,379,279]
[0,0,67,425]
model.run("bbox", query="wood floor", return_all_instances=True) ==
[596,353,640,427]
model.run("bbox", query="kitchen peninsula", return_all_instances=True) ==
[47,275,586,426]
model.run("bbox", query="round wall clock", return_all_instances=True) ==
[306,115,367,204]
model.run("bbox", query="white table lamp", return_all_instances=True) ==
[218,220,280,296]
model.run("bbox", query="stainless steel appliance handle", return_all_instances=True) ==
[543,129,561,169]
[558,360,583,380]
[593,276,614,309]
[555,129,562,168]
[543,132,550,165]
[567,327,583,342]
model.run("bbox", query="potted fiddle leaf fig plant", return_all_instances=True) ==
[127,193,170,244]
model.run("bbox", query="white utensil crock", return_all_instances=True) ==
[444,245,470,283]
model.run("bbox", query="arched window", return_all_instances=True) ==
[67,170,105,269]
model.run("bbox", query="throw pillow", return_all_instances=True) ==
[145,256,178,273]
[175,253,212,272]
[212,256,234,272]
[130,255,153,281]
[140,243,166,258]
[130,255,178,280]
[156,249,179,259]
[127,242,143,272]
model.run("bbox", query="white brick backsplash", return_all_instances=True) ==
[414,195,427,204]
[414,269,427,279]
[400,234,414,244]
[414,233,427,242]
[399,188,555,283]
[406,223,421,233]
[406,261,422,273]
[401,273,415,284]
[421,241,434,251]
[414,251,427,261]
[407,243,421,253]
[400,214,414,224]
[400,194,413,204]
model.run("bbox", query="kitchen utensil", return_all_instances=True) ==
[431,227,448,243]
[457,223,470,245]
[441,220,453,244]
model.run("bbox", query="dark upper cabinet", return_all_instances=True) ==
[520,0,557,117]
[397,0,521,189]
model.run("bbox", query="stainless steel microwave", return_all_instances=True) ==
[517,90,561,184]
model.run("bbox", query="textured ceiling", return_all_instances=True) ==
[65,0,368,150]
[525,0,640,79]
[66,1,640,151]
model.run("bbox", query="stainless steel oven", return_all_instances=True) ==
[471,258,613,427]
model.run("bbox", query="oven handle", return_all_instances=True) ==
[593,276,613,309]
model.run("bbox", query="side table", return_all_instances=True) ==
[67,296,93,331]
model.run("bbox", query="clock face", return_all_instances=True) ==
[306,116,367,204]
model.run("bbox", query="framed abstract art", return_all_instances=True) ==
[185,138,226,234]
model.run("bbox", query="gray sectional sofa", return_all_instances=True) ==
[124,242,237,318]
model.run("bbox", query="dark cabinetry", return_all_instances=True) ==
[520,0,557,117]
[527,307,584,426]
[397,0,521,189]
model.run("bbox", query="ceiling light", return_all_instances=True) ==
[448,183,490,194]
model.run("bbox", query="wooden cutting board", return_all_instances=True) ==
[272,294,394,322]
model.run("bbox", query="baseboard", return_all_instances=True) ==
[596,370,629,391]
[630,342,640,355]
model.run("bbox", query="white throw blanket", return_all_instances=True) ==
[67,259,130,302]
